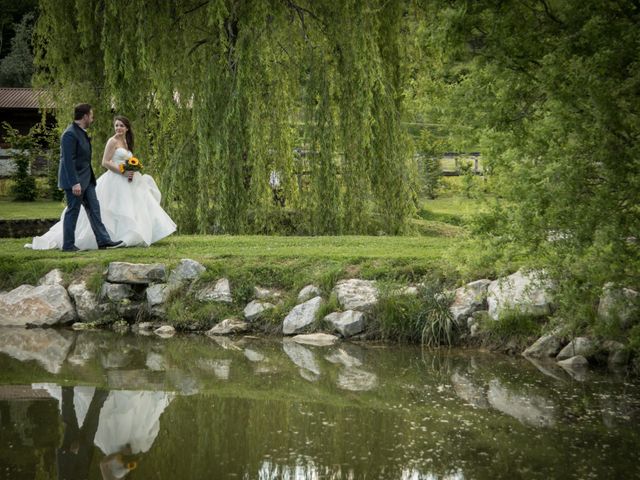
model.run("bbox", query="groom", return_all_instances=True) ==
[59,103,122,251]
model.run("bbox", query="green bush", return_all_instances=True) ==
[373,291,426,343]
[3,123,37,201]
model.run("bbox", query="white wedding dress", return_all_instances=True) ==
[27,148,176,250]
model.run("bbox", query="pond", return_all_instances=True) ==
[0,328,639,479]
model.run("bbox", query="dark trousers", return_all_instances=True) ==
[62,183,111,249]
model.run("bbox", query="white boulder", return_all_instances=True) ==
[282,296,323,335]
[196,278,233,303]
[243,300,275,322]
[487,270,554,320]
[324,310,366,338]
[0,284,75,326]
[334,279,379,312]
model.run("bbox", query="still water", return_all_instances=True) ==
[0,328,639,479]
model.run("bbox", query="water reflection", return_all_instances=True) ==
[24,384,173,480]
[0,327,73,373]
[0,329,638,479]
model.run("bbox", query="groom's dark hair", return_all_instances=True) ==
[74,103,92,120]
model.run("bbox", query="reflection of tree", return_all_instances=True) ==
[57,387,108,480]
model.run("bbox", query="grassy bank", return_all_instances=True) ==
[0,234,464,291]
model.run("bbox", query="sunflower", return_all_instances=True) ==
[128,157,140,166]
[119,164,125,173]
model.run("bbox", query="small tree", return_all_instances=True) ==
[459,160,476,199]
[2,122,37,201]
[422,155,441,199]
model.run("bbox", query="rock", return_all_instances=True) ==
[523,356,566,381]
[325,348,363,368]
[68,281,100,322]
[168,258,206,284]
[100,348,132,369]
[112,320,130,333]
[207,335,243,351]
[145,352,167,371]
[212,359,231,380]
[206,318,250,336]
[135,321,156,331]
[324,310,365,338]
[598,283,639,329]
[522,334,563,358]
[603,340,630,368]
[254,286,283,301]
[487,270,554,320]
[0,327,73,374]
[244,348,265,362]
[196,278,232,303]
[282,296,324,335]
[0,284,75,327]
[298,368,320,382]
[487,379,555,427]
[556,337,595,361]
[154,325,176,338]
[71,322,96,330]
[132,322,157,335]
[67,334,98,366]
[38,269,65,287]
[106,262,167,284]
[334,279,379,312]
[337,368,378,391]
[282,340,321,375]
[195,358,231,380]
[116,299,145,320]
[557,355,589,369]
[451,372,489,408]
[146,284,176,308]
[399,285,421,296]
[243,300,275,321]
[291,333,339,346]
[450,279,491,323]
[100,282,134,302]
[297,284,322,303]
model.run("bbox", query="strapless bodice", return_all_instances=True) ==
[113,147,132,165]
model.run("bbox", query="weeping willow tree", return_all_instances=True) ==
[34,0,417,235]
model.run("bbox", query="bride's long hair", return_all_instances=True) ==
[114,115,134,153]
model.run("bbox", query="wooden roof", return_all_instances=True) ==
[0,87,55,109]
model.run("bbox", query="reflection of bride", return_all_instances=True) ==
[94,390,174,456]
[27,116,176,250]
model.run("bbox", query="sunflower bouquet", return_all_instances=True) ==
[119,156,143,182]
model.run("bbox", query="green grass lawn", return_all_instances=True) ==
[0,199,65,220]
[0,190,497,291]
[0,234,466,291]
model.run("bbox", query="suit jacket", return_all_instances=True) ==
[58,122,96,190]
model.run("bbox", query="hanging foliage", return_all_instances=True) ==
[34,0,416,234]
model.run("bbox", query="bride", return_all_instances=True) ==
[27,116,176,250]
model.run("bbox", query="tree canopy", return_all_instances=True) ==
[415,0,640,314]
[35,0,417,235]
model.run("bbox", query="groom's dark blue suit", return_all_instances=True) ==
[59,122,112,250]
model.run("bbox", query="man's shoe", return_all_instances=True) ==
[98,240,123,250]
[62,246,80,252]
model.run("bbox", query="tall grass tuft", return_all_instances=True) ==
[418,284,456,348]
